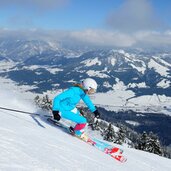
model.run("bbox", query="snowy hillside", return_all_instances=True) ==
[0,89,171,171]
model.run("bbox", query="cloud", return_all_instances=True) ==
[0,0,69,11]
[69,29,136,47]
[106,0,166,32]
[1,28,171,49]
[134,30,171,47]
[68,29,171,48]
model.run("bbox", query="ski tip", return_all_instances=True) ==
[113,155,127,163]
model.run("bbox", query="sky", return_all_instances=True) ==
[0,0,171,48]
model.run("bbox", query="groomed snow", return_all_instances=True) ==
[0,88,171,171]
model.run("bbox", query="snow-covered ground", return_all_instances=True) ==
[0,83,171,171]
[92,91,171,115]
[92,79,171,115]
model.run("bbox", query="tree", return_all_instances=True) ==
[137,131,163,156]
[34,95,41,108]
[115,126,126,145]
[103,123,116,142]
[146,132,163,156]
[90,118,100,131]
[138,131,149,151]
[34,95,52,111]
[41,95,52,111]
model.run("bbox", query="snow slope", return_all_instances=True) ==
[0,89,171,171]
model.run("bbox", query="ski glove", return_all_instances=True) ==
[93,110,100,118]
[52,110,61,121]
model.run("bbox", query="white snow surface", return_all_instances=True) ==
[157,79,171,88]
[81,57,102,66]
[128,82,147,88]
[0,87,171,171]
[148,59,170,77]
[0,60,16,72]
[86,70,110,78]
[21,65,63,74]
[125,120,140,126]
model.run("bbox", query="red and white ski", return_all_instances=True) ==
[47,118,127,163]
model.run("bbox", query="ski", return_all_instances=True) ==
[47,117,127,163]
[91,138,127,163]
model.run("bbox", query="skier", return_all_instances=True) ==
[52,78,101,137]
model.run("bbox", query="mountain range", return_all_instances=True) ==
[0,39,170,96]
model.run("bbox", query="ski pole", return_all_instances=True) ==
[0,106,50,117]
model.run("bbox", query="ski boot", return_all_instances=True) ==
[69,126,75,135]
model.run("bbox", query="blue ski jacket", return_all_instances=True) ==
[52,86,96,113]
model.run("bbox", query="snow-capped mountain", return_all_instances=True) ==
[0,39,82,62]
[1,47,170,95]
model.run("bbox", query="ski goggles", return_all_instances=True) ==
[87,88,96,94]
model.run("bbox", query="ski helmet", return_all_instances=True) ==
[82,78,97,92]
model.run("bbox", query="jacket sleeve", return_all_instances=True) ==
[81,94,96,112]
[52,89,74,111]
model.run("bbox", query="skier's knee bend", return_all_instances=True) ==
[52,110,61,121]
[74,123,87,131]
[81,117,87,124]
